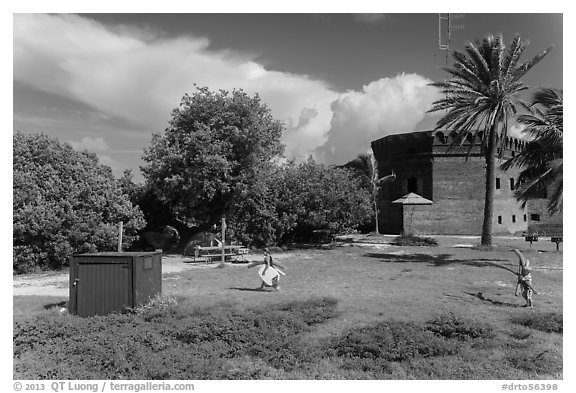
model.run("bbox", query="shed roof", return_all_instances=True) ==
[392,192,433,205]
[73,252,161,257]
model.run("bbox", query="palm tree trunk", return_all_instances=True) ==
[481,125,498,245]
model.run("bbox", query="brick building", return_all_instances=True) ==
[371,130,561,236]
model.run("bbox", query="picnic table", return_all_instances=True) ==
[193,245,249,263]
[524,232,562,251]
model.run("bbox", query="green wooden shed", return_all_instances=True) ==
[69,252,162,317]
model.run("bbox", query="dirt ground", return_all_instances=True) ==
[12,253,240,296]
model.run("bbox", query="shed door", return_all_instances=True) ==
[76,263,132,317]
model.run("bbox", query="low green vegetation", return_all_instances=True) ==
[392,234,438,246]
[14,297,562,380]
[425,312,494,340]
[511,312,563,334]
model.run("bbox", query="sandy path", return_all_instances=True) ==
[12,254,261,297]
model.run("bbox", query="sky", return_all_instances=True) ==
[13,12,563,182]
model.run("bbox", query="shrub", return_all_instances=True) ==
[509,329,532,341]
[392,234,438,246]
[506,347,563,375]
[268,160,373,245]
[171,299,337,372]
[511,312,563,334]
[275,297,339,325]
[339,357,394,375]
[329,320,459,368]
[13,132,146,273]
[14,298,339,379]
[426,312,494,340]
[14,298,562,379]
[226,160,374,247]
[133,294,178,317]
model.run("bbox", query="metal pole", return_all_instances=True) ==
[221,217,226,264]
[117,221,123,252]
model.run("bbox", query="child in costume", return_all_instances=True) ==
[247,248,285,291]
[513,249,534,308]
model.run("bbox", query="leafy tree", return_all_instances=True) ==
[272,159,373,243]
[117,170,178,232]
[117,169,142,205]
[428,34,551,245]
[225,159,373,247]
[13,132,146,273]
[343,153,396,233]
[141,86,284,229]
[225,167,281,247]
[502,88,563,214]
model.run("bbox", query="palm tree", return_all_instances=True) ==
[345,153,396,233]
[428,34,552,245]
[502,88,562,214]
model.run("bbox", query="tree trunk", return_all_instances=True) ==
[481,125,498,245]
[374,193,379,233]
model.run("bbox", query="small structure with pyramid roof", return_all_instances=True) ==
[392,192,433,205]
[392,192,434,235]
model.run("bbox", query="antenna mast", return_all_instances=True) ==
[438,13,465,67]
[438,14,465,123]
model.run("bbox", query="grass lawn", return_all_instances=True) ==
[13,236,563,379]
[163,237,562,332]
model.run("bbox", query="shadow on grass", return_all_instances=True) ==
[465,292,520,308]
[43,300,67,310]
[364,252,508,268]
[229,287,266,292]
[285,243,336,251]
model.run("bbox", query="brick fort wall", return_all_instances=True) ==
[372,130,529,235]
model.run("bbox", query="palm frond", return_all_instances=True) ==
[490,34,504,81]
[547,176,562,214]
[533,87,563,108]
[511,46,554,83]
[465,40,492,84]
[502,87,562,214]
[502,35,525,80]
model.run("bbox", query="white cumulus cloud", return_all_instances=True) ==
[14,14,441,168]
[353,14,387,24]
[316,73,441,164]
[69,136,110,152]
[13,14,337,160]
[508,124,528,140]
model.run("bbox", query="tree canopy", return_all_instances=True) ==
[502,88,563,214]
[226,159,373,247]
[276,159,373,241]
[13,132,146,273]
[141,86,285,228]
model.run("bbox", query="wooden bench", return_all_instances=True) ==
[311,229,336,244]
[524,233,538,247]
[550,236,562,251]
